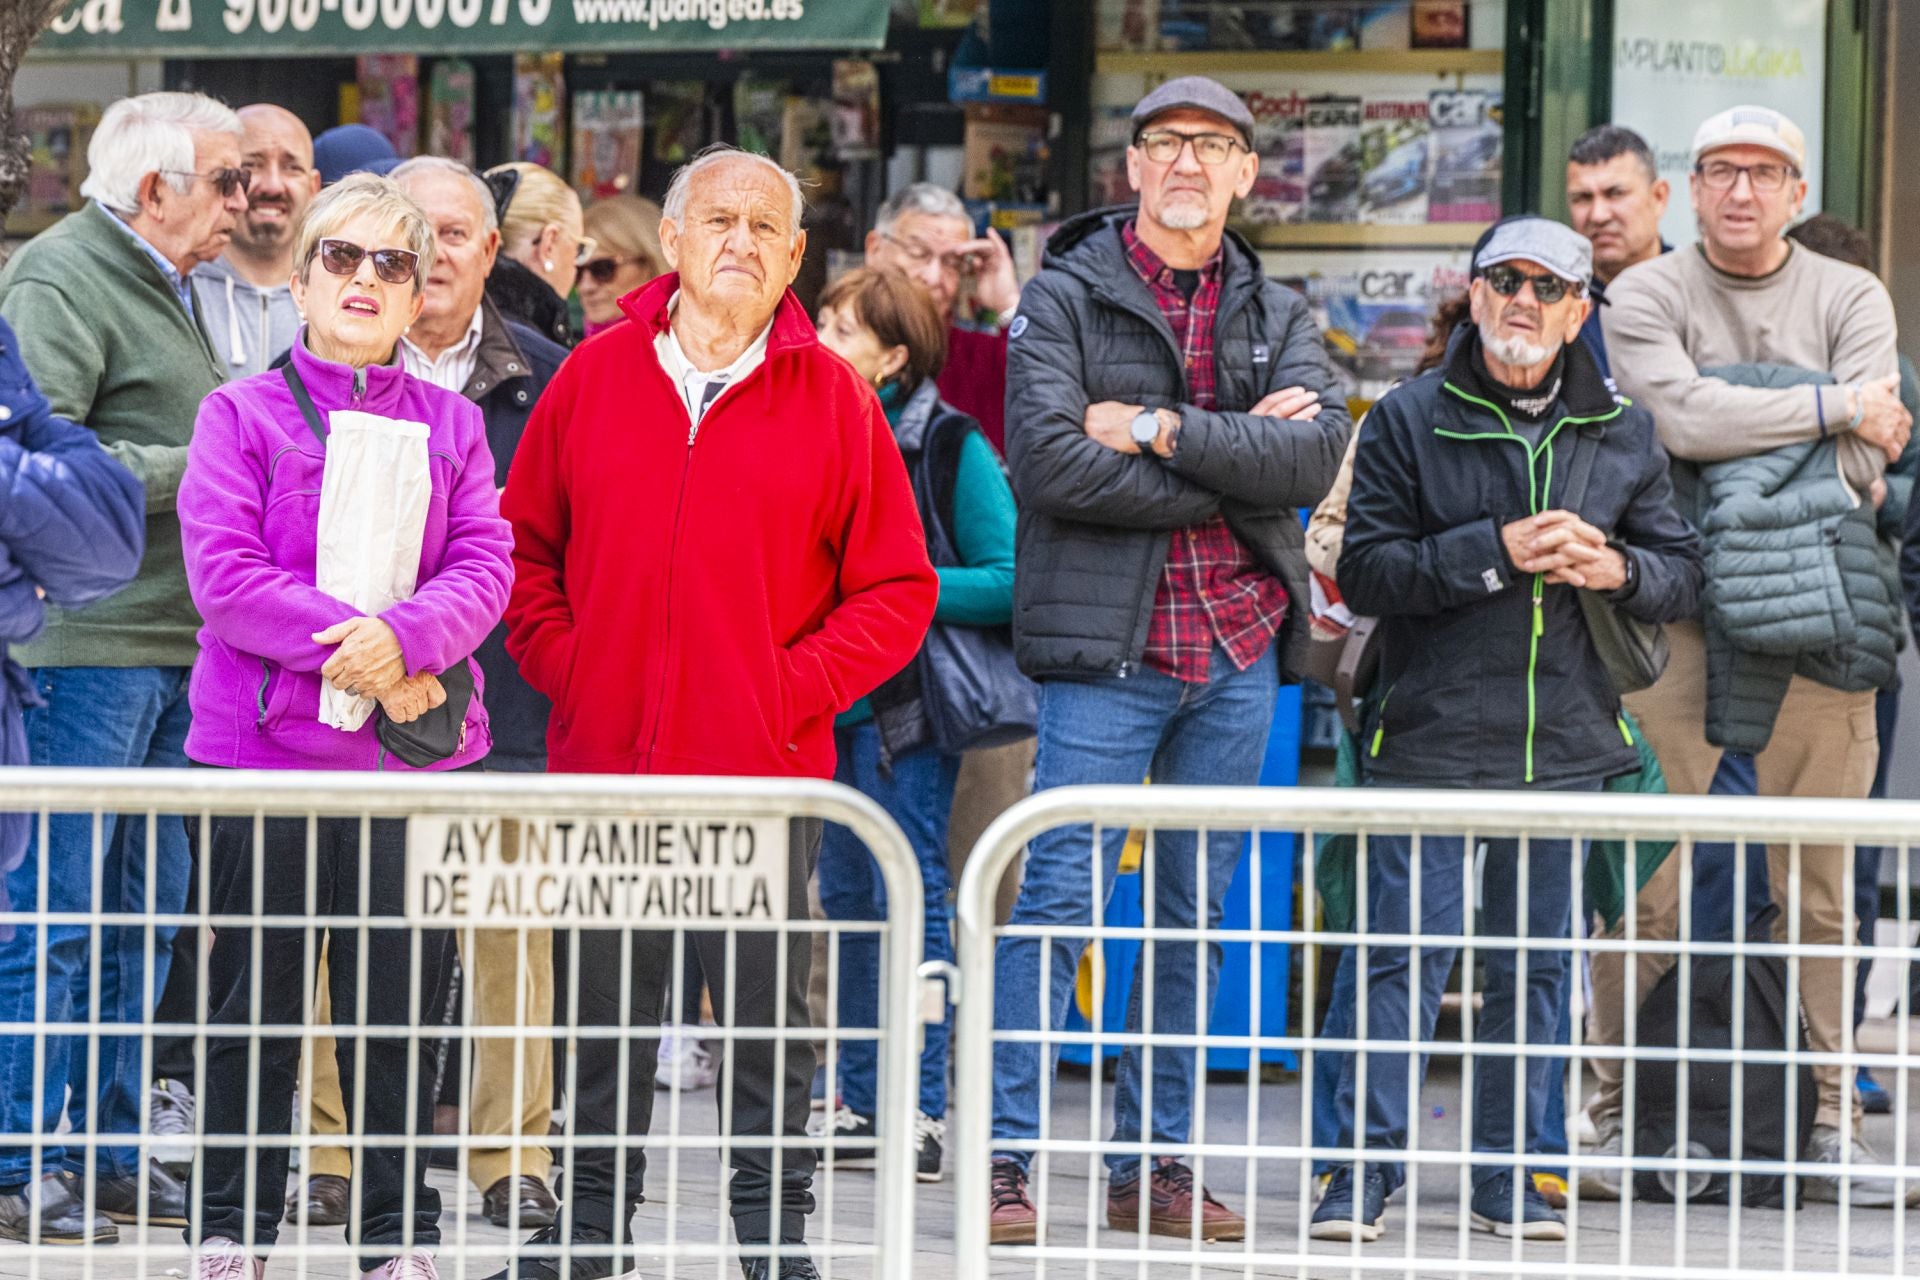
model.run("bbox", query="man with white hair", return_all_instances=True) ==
[864,182,1020,451]
[0,89,245,1243]
[1321,216,1701,1244]
[193,103,320,378]
[499,144,936,1280]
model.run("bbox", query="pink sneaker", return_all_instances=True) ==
[366,1251,440,1280]
[193,1237,264,1279]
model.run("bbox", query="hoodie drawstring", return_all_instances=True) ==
[225,272,245,367]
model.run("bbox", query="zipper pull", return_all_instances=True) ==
[1532,589,1545,638]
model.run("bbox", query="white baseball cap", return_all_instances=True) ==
[1690,105,1807,173]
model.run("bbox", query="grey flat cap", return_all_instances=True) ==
[1132,76,1256,148]
[1474,215,1593,286]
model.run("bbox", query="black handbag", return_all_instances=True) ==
[282,363,475,767]
[1563,421,1669,694]
[910,410,1037,755]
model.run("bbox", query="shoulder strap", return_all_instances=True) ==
[1563,422,1602,512]
[281,362,326,445]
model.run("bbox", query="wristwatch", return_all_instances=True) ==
[1130,410,1160,448]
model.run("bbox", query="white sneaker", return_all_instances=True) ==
[1802,1124,1920,1208]
[151,1078,196,1175]
[366,1250,439,1279]
[914,1112,946,1183]
[1578,1113,1623,1202]
[655,1024,718,1091]
[1575,1104,1601,1148]
[192,1237,263,1280]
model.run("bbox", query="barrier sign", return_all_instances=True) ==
[406,813,788,925]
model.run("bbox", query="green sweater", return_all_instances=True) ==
[842,386,1017,726]
[0,201,226,667]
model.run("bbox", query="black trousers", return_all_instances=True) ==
[191,814,452,1268]
[150,827,199,1085]
[563,818,820,1247]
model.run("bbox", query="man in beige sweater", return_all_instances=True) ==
[1602,105,1913,1208]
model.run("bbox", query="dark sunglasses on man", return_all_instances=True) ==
[311,237,421,287]
[159,166,251,198]
[1482,263,1585,305]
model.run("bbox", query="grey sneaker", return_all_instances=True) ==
[1578,1113,1623,1202]
[1802,1124,1920,1209]
[150,1078,196,1177]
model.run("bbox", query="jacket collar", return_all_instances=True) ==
[619,272,821,363]
[289,325,412,414]
[892,378,943,453]
[1440,322,1618,424]
[464,296,532,400]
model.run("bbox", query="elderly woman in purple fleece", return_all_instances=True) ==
[176,173,512,1280]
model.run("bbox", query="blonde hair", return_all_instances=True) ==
[293,172,435,296]
[583,194,666,279]
[486,161,582,250]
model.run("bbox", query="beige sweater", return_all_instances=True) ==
[1601,242,1899,490]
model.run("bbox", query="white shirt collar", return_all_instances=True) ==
[653,290,775,428]
[399,306,486,393]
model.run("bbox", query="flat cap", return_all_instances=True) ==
[1132,76,1256,148]
[1475,215,1593,286]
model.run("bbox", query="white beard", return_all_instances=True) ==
[1479,324,1554,369]
[1156,202,1209,231]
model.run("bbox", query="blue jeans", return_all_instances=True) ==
[1336,778,1592,1195]
[817,722,961,1119]
[1689,751,1764,941]
[0,666,192,1184]
[990,644,1277,1184]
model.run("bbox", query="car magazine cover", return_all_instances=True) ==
[1304,95,1364,223]
[1264,249,1469,401]
[1357,95,1431,224]
[1242,90,1309,227]
[1427,88,1503,222]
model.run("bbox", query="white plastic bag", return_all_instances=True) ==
[313,408,433,732]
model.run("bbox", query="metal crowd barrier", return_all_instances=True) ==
[0,767,928,1278]
[951,785,1920,1280]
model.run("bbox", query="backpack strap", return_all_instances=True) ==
[1562,421,1602,514]
[281,362,327,445]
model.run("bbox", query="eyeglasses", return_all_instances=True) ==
[880,232,974,276]
[313,237,420,286]
[1483,263,1585,305]
[1695,159,1798,192]
[580,256,644,284]
[572,236,601,268]
[159,166,251,198]
[1134,129,1246,166]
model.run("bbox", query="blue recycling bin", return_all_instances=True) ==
[1059,683,1301,1071]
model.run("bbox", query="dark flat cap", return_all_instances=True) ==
[1131,76,1255,148]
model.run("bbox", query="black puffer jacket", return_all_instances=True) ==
[1005,207,1351,680]
[1341,328,1703,789]
[485,254,571,348]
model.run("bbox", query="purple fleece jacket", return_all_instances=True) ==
[178,333,514,770]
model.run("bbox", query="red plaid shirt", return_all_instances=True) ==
[1121,221,1289,683]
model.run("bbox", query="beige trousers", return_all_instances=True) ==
[1590,621,1877,1131]
[301,926,555,1190]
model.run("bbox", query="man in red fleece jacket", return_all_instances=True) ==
[499,145,937,1280]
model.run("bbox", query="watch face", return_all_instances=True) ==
[1131,412,1159,442]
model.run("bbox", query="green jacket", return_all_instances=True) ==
[0,201,225,667]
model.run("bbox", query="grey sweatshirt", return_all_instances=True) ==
[192,253,302,380]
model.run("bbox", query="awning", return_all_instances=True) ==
[35,0,890,58]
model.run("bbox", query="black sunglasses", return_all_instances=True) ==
[160,166,251,198]
[1483,263,1584,305]
[580,256,643,284]
[314,237,420,286]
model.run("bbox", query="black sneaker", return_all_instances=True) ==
[1469,1171,1566,1241]
[481,1222,631,1280]
[93,1159,189,1227]
[810,1106,877,1168]
[739,1253,820,1279]
[0,1173,117,1245]
[915,1113,946,1183]
[1309,1165,1387,1243]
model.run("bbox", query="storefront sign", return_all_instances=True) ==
[1612,0,1826,245]
[37,0,888,57]
[406,813,789,925]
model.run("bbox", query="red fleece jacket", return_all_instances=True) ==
[502,276,938,778]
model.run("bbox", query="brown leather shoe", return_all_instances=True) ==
[284,1174,350,1228]
[481,1174,558,1230]
[1106,1159,1244,1241]
[988,1159,1037,1246]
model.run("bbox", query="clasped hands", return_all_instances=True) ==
[1083,385,1325,454]
[313,616,445,725]
[1502,510,1628,592]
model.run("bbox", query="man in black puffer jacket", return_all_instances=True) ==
[987,76,1349,1248]
[1319,217,1701,1246]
